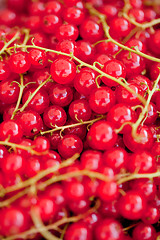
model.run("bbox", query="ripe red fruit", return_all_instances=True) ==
[50,57,77,84]
[118,190,147,220]
[87,120,117,151]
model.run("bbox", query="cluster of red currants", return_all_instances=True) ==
[0,0,160,239]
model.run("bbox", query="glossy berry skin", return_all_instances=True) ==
[93,53,111,66]
[64,119,86,140]
[123,125,154,152]
[74,67,98,96]
[98,4,118,19]
[64,222,92,240]
[2,153,25,176]
[103,147,128,172]
[43,105,67,128]
[58,134,83,159]
[89,87,115,114]
[0,79,20,104]
[80,150,102,171]
[109,17,131,39]
[56,23,79,41]
[0,61,11,80]
[116,83,143,106]
[107,103,137,133]
[142,205,160,224]
[127,151,156,173]
[75,40,95,63]
[68,199,90,214]
[35,196,57,222]
[50,57,76,84]
[101,60,126,87]
[17,110,43,137]
[126,38,146,52]
[118,51,145,78]
[33,136,50,152]
[0,207,29,236]
[63,6,85,25]
[28,49,47,68]
[98,181,119,202]
[118,190,146,220]
[25,156,41,178]
[69,99,92,122]
[9,51,31,74]
[49,84,73,107]
[45,1,63,16]
[94,218,124,240]
[96,41,120,57]
[46,183,66,208]
[64,179,85,201]
[80,18,103,43]
[42,14,62,34]
[148,30,160,55]
[22,87,49,114]
[132,223,156,240]
[0,120,23,142]
[129,8,145,23]
[87,120,117,151]
[130,179,157,201]
[56,40,76,55]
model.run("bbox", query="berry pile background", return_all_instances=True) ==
[0,0,160,240]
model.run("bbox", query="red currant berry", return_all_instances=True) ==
[0,207,29,236]
[17,110,43,137]
[132,223,156,240]
[64,222,92,240]
[101,59,126,87]
[0,120,23,142]
[89,87,115,114]
[9,51,31,74]
[0,78,20,104]
[94,218,124,240]
[58,134,83,158]
[42,14,62,34]
[49,84,73,107]
[79,18,103,43]
[87,120,117,151]
[118,190,147,220]
[69,99,92,122]
[50,57,76,84]
[56,23,79,41]
[43,105,67,128]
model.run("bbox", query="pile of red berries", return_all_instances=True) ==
[1,0,160,239]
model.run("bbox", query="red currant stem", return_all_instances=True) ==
[123,12,160,29]
[2,201,100,240]
[143,0,159,6]
[0,188,29,208]
[115,121,132,134]
[1,153,79,195]
[122,27,140,44]
[11,74,25,119]
[0,31,20,55]
[38,169,110,191]
[123,223,138,232]
[12,44,146,105]
[19,75,52,113]
[86,4,160,63]
[117,170,160,185]
[22,28,30,46]
[40,115,105,135]
[31,207,61,240]
[131,73,160,138]
[122,0,131,14]
[0,140,47,156]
